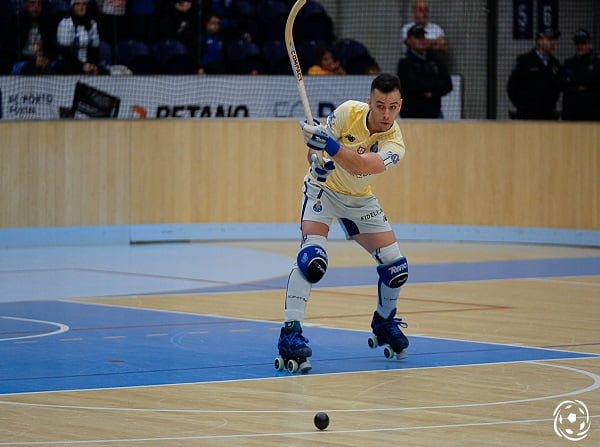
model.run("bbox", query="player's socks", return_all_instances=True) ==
[283,264,312,322]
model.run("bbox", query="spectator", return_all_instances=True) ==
[507,28,562,120]
[158,0,199,58]
[559,29,600,121]
[307,44,345,75]
[400,0,448,60]
[97,0,129,47]
[52,0,107,74]
[4,0,58,74]
[396,24,452,119]
[197,12,225,74]
[200,0,241,42]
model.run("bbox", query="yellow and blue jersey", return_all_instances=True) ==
[311,100,405,196]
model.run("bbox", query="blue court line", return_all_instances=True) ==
[0,301,597,394]
[162,256,600,294]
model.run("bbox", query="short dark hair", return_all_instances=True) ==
[371,73,401,94]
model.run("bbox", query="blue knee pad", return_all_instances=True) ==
[297,245,328,283]
[377,257,408,288]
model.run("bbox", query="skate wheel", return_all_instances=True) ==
[298,359,312,374]
[383,346,395,359]
[274,357,285,371]
[367,335,379,349]
[287,359,299,373]
[396,350,408,360]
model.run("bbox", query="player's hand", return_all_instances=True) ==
[310,153,335,182]
[299,121,340,156]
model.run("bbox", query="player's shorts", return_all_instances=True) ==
[301,176,392,238]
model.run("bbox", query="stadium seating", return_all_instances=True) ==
[296,38,326,73]
[260,39,291,75]
[332,38,375,74]
[226,39,264,74]
[255,0,289,43]
[153,39,196,74]
[294,0,335,43]
[114,39,155,74]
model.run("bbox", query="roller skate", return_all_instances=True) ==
[368,309,409,360]
[274,321,312,373]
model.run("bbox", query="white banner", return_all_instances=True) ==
[0,75,461,121]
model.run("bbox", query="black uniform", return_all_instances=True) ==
[397,50,452,119]
[559,52,600,121]
[507,49,561,120]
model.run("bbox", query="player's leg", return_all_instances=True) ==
[278,179,334,368]
[339,200,410,355]
[277,224,329,371]
[284,224,329,323]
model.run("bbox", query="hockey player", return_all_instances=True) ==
[276,73,410,373]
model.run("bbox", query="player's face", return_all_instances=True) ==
[367,89,402,133]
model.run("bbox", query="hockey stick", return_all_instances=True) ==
[285,0,324,165]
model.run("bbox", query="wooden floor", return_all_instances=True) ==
[1,240,599,446]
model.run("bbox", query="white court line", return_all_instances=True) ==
[526,277,600,287]
[0,316,69,342]
[0,361,598,445]
[0,361,598,414]
[0,415,598,445]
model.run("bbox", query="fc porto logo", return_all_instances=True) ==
[357,147,366,154]
[313,200,323,213]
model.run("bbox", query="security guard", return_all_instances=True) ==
[507,28,562,120]
[560,29,600,121]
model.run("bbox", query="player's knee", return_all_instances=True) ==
[377,256,408,288]
[297,237,328,284]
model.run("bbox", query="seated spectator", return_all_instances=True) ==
[307,44,345,75]
[559,29,600,121]
[200,0,240,42]
[52,0,107,74]
[397,24,452,118]
[197,12,225,74]
[158,0,199,58]
[4,0,57,74]
[507,28,561,120]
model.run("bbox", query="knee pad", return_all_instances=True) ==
[377,256,408,288]
[297,235,328,283]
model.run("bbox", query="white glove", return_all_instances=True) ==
[310,153,335,182]
[299,120,340,156]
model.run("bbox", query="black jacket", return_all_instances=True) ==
[507,49,561,120]
[397,50,453,119]
[4,11,58,66]
[559,52,600,121]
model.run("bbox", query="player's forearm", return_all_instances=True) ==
[332,148,385,175]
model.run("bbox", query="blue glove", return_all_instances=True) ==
[299,121,340,156]
[310,153,335,182]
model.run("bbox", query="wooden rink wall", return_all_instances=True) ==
[0,120,598,231]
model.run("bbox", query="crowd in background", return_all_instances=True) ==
[0,0,365,76]
[0,0,598,120]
